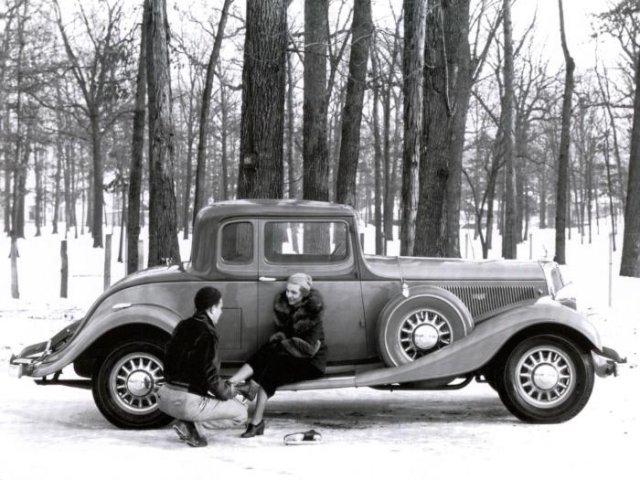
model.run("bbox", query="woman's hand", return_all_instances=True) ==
[269,331,286,343]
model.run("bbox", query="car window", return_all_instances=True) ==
[221,222,253,264]
[264,221,349,264]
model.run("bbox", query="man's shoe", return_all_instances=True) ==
[235,379,260,402]
[172,421,190,442]
[240,420,265,438]
[183,421,208,447]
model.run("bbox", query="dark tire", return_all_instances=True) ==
[376,286,474,366]
[92,340,171,429]
[496,335,594,423]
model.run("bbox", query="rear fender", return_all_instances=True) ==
[355,297,600,387]
[31,305,179,377]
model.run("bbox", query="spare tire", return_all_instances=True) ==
[376,285,474,367]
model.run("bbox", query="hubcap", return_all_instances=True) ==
[109,352,164,415]
[413,324,439,350]
[399,309,452,361]
[515,346,575,409]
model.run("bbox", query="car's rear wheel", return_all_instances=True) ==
[496,335,594,423]
[92,340,171,429]
[377,286,474,366]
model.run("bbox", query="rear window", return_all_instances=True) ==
[221,222,253,264]
[264,221,349,264]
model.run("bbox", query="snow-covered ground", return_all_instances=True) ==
[0,221,638,480]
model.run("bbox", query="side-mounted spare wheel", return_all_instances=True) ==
[92,340,171,429]
[377,286,475,366]
[495,334,594,423]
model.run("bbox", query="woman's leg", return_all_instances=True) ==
[248,387,268,425]
[228,363,253,384]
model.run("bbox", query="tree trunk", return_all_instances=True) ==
[52,137,62,235]
[415,0,471,258]
[237,0,287,199]
[286,53,297,199]
[604,134,617,251]
[220,85,230,200]
[145,0,181,266]
[382,84,394,246]
[35,147,43,236]
[127,14,146,274]
[500,0,516,259]
[553,0,575,265]
[303,0,329,201]
[539,161,547,229]
[371,46,383,254]
[399,0,426,256]
[90,112,104,248]
[335,0,373,207]
[193,0,232,219]
[620,50,640,277]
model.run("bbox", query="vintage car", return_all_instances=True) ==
[9,200,625,429]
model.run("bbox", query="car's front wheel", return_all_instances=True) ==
[92,340,171,429]
[496,335,594,423]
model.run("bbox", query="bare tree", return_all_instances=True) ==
[237,0,287,198]
[553,0,575,265]
[127,11,146,274]
[400,0,425,256]
[193,0,232,220]
[145,0,181,266]
[302,0,329,201]
[335,0,373,207]
[414,0,472,258]
[621,48,640,276]
[53,0,132,248]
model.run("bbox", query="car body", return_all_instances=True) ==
[10,199,625,428]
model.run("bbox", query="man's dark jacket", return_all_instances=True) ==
[163,312,234,399]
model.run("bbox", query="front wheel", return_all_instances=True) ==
[92,340,171,429]
[496,335,594,423]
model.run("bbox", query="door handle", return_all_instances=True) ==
[259,276,276,282]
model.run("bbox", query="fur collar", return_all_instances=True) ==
[273,289,323,333]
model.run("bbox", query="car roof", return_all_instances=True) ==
[195,199,356,221]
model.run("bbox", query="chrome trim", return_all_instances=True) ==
[112,303,132,311]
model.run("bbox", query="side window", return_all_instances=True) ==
[264,221,349,264]
[221,222,253,264]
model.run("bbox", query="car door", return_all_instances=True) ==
[256,218,368,362]
[213,219,259,361]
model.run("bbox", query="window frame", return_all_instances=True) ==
[259,218,355,277]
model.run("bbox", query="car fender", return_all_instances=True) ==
[355,296,600,387]
[32,304,179,377]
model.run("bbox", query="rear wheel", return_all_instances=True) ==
[92,340,171,429]
[496,335,594,423]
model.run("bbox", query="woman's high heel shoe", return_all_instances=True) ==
[241,420,265,438]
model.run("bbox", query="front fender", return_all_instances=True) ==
[31,304,179,377]
[355,296,600,387]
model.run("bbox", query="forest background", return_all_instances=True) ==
[2,0,640,293]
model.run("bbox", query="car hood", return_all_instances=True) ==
[363,255,546,282]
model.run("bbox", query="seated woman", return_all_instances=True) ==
[229,273,328,438]
[158,287,247,447]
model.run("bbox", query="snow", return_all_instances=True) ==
[1,221,638,480]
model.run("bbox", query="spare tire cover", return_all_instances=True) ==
[376,285,474,367]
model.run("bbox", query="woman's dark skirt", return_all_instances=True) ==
[248,342,323,397]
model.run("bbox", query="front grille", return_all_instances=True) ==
[442,283,541,321]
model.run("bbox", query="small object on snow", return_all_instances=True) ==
[284,429,322,446]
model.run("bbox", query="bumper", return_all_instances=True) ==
[8,319,82,379]
[8,340,51,378]
[592,346,626,378]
